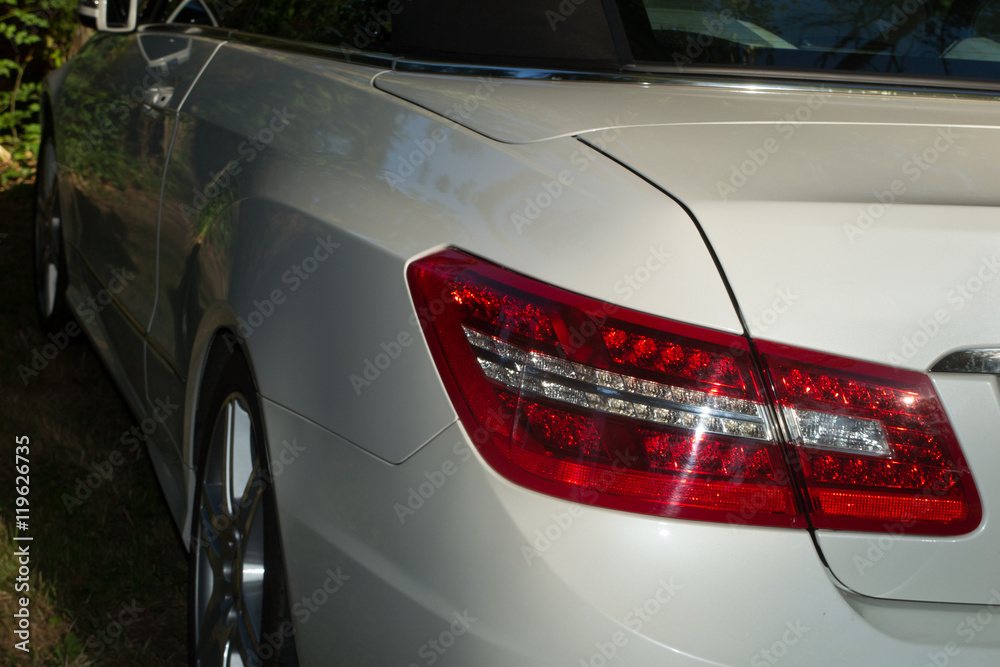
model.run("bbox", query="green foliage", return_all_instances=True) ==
[1,0,85,187]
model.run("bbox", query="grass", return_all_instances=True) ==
[0,182,187,665]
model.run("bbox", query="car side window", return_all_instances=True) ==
[237,0,616,68]
[243,0,393,52]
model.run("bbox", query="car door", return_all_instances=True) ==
[56,9,223,401]
[56,0,250,520]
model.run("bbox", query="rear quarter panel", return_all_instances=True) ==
[152,42,740,473]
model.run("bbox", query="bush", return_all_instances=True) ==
[0,0,87,188]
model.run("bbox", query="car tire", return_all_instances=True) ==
[189,346,299,666]
[33,133,72,334]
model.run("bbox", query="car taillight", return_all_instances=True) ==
[408,249,981,535]
[759,342,981,535]
[408,249,802,527]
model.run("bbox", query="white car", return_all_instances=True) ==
[37,0,1000,664]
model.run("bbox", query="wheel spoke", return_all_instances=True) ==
[228,400,255,516]
[239,474,266,641]
[205,402,231,522]
[233,616,259,667]
[237,473,264,539]
[201,483,229,554]
[195,391,283,667]
[201,519,227,573]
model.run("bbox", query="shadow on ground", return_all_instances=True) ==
[0,183,187,665]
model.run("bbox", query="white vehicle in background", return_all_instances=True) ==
[36,0,1000,664]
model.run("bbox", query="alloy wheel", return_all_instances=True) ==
[33,136,69,330]
[193,393,268,666]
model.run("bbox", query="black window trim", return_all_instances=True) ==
[136,6,1000,101]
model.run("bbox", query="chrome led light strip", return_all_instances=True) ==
[463,326,773,440]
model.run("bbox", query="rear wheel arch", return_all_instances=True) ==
[189,327,258,496]
[186,326,299,665]
[182,320,253,537]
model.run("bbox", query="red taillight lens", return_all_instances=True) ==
[759,343,981,535]
[408,249,981,535]
[408,250,803,527]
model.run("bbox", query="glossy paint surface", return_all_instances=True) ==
[381,71,1000,604]
[46,23,1000,665]
[153,42,740,467]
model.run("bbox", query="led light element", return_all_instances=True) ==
[761,341,981,535]
[782,406,890,457]
[464,326,772,440]
[409,249,981,534]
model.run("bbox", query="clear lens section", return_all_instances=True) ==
[782,406,889,457]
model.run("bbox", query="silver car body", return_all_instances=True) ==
[46,13,1000,666]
